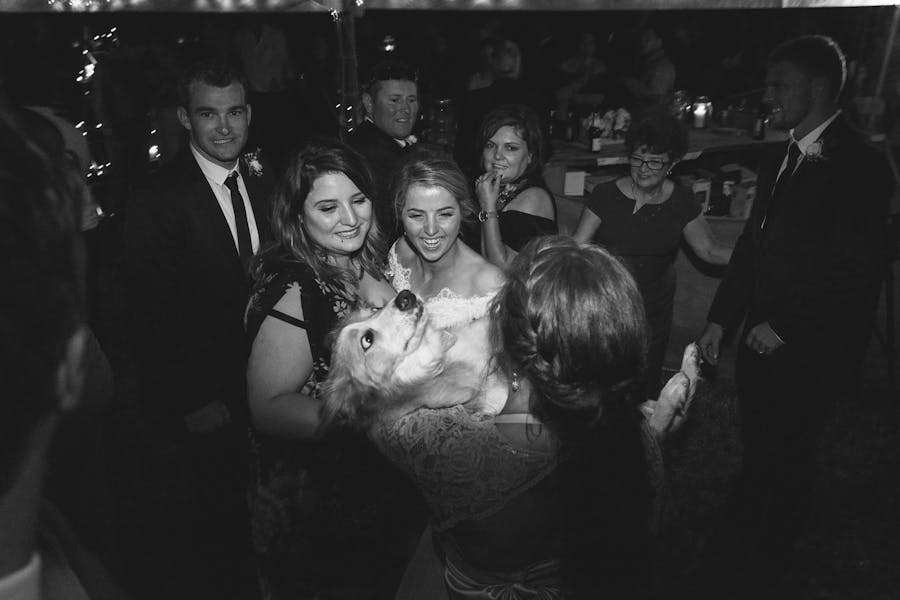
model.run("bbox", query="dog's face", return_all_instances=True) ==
[321,290,457,428]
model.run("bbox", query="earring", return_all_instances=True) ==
[511,371,520,393]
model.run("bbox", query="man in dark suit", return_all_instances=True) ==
[697,36,893,592]
[124,60,272,600]
[347,59,419,237]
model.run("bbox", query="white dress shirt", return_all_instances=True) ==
[190,144,261,255]
[777,109,842,180]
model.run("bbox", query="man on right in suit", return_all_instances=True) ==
[698,35,893,593]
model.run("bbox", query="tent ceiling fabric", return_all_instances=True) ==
[3,0,896,10]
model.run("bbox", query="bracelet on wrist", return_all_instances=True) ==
[478,210,498,223]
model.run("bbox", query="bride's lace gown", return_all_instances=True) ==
[386,243,495,329]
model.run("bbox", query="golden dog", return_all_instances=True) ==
[320,290,508,430]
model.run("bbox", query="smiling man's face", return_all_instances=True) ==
[177,81,251,169]
[763,61,814,134]
[364,79,419,140]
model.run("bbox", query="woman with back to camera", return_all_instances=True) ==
[244,139,408,599]
[382,235,698,599]
[573,111,732,397]
[474,104,557,268]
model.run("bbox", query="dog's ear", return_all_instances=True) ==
[319,370,385,434]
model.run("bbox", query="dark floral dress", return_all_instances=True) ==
[245,260,409,600]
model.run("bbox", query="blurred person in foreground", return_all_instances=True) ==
[696,35,894,594]
[0,104,129,599]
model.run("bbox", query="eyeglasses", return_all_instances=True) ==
[628,155,669,171]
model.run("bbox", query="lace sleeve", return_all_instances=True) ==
[372,406,557,531]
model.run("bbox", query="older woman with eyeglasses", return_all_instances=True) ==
[574,112,732,398]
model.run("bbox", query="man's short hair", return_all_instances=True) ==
[769,35,847,101]
[176,59,249,110]
[363,60,418,97]
[0,105,85,492]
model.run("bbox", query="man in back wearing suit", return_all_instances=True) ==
[347,59,419,237]
[697,36,893,593]
[124,59,272,599]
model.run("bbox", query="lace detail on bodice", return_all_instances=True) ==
[386,243,411,292]
[372,405,558,531]
[386,243,496,330]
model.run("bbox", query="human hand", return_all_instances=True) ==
[744,321,784,356]
[697,322,724,365]
[644,343,701,437]
[475,170,502,211]
[184,401,231,433]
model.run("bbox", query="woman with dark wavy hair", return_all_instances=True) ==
[474,104,557,267]
[245,138,406,599]
[386,235,698,599]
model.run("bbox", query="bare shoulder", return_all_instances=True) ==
[508,186,555,219]
[394,236,415,264]
[471,257,506,296]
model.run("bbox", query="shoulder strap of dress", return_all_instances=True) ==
[266,308,307,330]
[493,413,542,425]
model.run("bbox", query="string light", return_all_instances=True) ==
[43,0,356,10]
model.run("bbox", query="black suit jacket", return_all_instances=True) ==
[124,148,273,424]
[347,120,410,236]
[708,115,894,353]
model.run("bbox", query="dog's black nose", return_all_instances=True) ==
[394,289,418,312]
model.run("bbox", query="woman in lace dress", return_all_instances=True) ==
[386,150,505,328]
[474,104,557,268]
[244,139,408,599]
[383,235,696,599]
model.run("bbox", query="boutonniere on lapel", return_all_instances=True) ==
[242,147,264,177]
[804,138,827,163]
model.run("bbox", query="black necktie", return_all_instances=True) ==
[772,141,802,205]
[763,141,801,229]
[225,172,252,270]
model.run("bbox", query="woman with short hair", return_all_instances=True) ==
[574,112,732,397]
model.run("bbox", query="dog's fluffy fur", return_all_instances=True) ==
[320,293,507,431]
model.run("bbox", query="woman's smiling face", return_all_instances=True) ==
[481,125,531,183]
[302,172,372,258]
[401,184,461,262]
[628,146,671,191]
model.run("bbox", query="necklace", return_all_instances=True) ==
[631,179,664,212]
[497,180,525,212]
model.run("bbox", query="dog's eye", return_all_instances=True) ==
[360,330,375,351]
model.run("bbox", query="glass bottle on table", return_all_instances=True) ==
[587,107,603,152]
[751,105,768,140]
